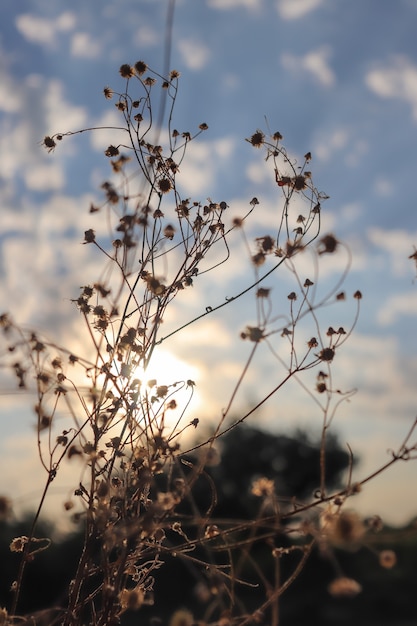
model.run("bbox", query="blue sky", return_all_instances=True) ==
[1,0,417,526]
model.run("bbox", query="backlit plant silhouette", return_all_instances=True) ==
[1,60,417,626]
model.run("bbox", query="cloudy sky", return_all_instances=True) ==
[1,0,417,527]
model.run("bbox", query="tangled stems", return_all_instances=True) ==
[1,62,416,626]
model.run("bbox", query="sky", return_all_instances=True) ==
[1,0,417,528]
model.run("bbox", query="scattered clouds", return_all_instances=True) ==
[70,32,102,59]
[313,127,368,167]
[365,55,417,121]
[276,0,324,20]
[281,45,335,87]
[15,12,76,49]
[177,38,211,71]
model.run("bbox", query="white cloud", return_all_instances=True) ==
[15,12,76,48]
[70,32,102,59]
[281,45,335,87]
[373,177,394,197]
[44,78,87,135]
[367,227,417,277]
[276,0,324,20]
[314,128,348,161]
[208,0,261,9]
[133,25,160,47]
[24,162,65,191]
[177,38,211,71]
[377,291,417,326]
[179,136,235,195]
[366,55,417,121]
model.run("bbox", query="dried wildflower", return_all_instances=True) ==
[119,64,134,78]
[43,135,56,152]
[325,510,365,547]
[10,536,28,553]
[199,122,208,130]
[135,60,148,75]
[157,491,177,511]
[252,252,265,267]
[115,100,127,112]
[287,292,297,301]
[318,234,339,255]
[318,347,335,362]
[144,76,156,86]
[205,524,220,538]
[0,607,8,625]
[169,609,194,626]
[328,577,362,597]
[316,382,327,393]
[84,229,96,244]
[272,131,283,141]
[119,587,144,612]
[158,177,172,194]
[256,287,270,298]
[353,290,362,299]
[256,235,275,252]
[304,278,314,287]
[293,175,307,191]
[304,151,312,161]
[104,145,119,157]
[248,129,265,148]
[366,514,383,532]
[379,549,397,569]
[103,86,113,99]
[164,224,175,239]
[336,291,346,301]
[251,477,275,497]
[241,326,265,342]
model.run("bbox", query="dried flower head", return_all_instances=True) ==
[248,129,265,148]
[325,510,365,547]
[10,536,28,553]
[135,60,148,75]
[318,234,339,255]
[379,549,396,569]
[251,477,275,498]
[328,577,362,597]
[43,136,56,152]
[119,64,135,78]
[158,177,172,194]
[119,587,144,612]
[169,609,194,626]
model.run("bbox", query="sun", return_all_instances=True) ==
[131,347,202,428]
